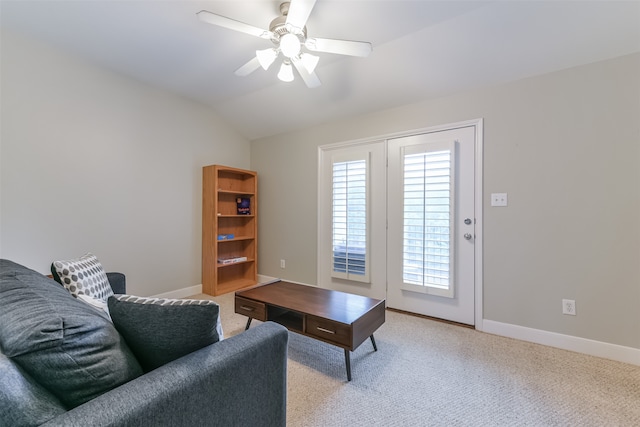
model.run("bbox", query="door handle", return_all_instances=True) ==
[464,233,473,240]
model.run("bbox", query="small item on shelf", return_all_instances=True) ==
[236,197,250,215]
[218,256,248,265]
[217,234,235,240]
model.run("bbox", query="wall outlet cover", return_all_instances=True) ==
[491,193,508,207]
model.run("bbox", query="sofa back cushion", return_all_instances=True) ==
[0,351,66,426]
[0,259,143,409]
[108,295,222,372]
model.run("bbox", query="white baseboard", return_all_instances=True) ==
[149,276,278,299]
[149,282,638,366]
[482,319,640,366]
[258,274,316,287]
[151,284,202,299]
[257,274,279,284]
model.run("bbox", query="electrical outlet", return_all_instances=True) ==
[491,193,508,207]
[280,259,286,269]
[562,299,576,315]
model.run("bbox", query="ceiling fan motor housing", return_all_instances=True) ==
[279,2,290,15]
[270,2,307,44]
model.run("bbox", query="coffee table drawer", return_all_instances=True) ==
[235,297,266,321]
[306,315,351,347]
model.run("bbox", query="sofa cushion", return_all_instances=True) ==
[108,295,222,372]
[51,253,114,301]
[0,351,66,426]
[0,259,143,409]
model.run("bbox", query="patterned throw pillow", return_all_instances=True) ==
[108,295,223,372]
[52,253,114,301]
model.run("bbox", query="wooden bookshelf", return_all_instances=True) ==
[202,165,257,295]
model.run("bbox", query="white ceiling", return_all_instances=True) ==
[2,0,639,140]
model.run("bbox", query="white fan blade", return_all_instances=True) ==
[286,0,316,30]
[305,38,372,57]
[235,57,261,77]
[292,56,321,88]
[197,10,273,39]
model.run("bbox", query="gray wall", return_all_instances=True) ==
[0,31,251,296]
[1,28,638,351]
[251,53,640,349]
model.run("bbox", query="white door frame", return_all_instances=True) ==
[318,118,484,330]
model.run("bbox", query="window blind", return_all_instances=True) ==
[403,150,452,289]
[332,159,368,281]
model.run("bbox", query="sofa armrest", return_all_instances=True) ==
[106,272,126,294]
[41,322,288,427]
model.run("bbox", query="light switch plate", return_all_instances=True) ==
[491,193,508,207]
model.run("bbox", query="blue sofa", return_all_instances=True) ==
[0,259,288,426]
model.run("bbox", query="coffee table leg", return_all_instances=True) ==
[344,349,352,381]
[370,334,377,351]
[245,318,252,330]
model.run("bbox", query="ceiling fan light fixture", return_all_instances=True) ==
[277,60,295,82]
[280,33,301,58]
[256,48,279,70]
[300,52,319,74]
[198,0,373,89]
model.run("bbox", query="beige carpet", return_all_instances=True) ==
[191,291,640,426]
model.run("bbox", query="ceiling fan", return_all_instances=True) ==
[197,0,372,88]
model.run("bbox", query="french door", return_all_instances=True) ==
[319,121,481,326]
[387,126,476,325]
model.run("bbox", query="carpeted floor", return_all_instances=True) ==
[190,291,640,426]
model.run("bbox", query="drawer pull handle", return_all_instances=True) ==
[316,327,335,334]
[240,306,255,312]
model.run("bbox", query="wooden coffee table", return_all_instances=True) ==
[235,280,385,381]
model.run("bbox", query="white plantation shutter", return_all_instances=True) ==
[332,155,369,282]
[402,142,456,297]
